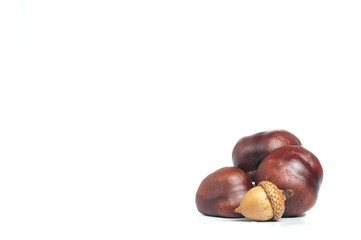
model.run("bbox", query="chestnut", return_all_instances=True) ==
[254,145,323,216]
[195,167,253,218]
[232,130,301,173]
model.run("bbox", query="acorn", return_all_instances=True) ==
[234,181,294,221]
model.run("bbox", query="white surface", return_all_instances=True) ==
[1,1,361,239]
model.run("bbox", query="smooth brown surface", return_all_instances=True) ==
[196,167,253,218]
[232,130,301,172]
[255,145,323,216]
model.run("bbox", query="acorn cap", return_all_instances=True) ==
[258,181,292,220]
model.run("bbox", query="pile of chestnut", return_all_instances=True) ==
[195,130,323,221]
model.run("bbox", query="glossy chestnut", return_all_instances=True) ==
[196,167,253,218]
[232,130,301,173]
[255,145,323,216]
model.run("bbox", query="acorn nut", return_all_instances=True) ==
[234,181,294,221]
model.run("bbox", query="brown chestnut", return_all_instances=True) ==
[195,167,253,218]
[232,130,301,173]
[254,145,323,216]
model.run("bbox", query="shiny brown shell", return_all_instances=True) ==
[255,146,323,216]
[232,130,301,172]
[196,167,253,218]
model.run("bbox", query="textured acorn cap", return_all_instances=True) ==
[258,181,287,220]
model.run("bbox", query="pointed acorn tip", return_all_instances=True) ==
[233,206,240,214]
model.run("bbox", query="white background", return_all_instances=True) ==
[1,1,361,239]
